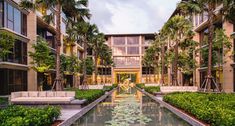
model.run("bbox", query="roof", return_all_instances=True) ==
[105,33,155,37]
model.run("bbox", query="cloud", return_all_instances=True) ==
[89,0,180,34]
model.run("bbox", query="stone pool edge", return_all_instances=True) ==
[58,87,117,126]
[136,87,206,126]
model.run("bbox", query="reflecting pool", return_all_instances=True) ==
[72,88,190,126]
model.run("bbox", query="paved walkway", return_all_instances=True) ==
[59,109,82,121]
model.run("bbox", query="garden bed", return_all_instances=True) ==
[136,83,160,95]
[67,84,118,104]
[0,105,60,126]
[163,92,235,126]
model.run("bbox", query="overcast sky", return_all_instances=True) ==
[89,0,180,34]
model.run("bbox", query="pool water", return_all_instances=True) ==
[72,88,190,126]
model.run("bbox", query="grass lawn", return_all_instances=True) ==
[163,92,235,126]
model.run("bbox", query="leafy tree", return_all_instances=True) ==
[0,32,15,61]
[100,45,113,83]
[178,0,234,90]
[143,46,157,83]
[163,15,195,86]
[20,0,89,91]
[29,37,55,90]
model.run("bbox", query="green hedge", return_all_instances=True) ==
[67,88,105,103]
[136,83,145,89]
[0,98,8,105]
[0,105,60,126]
[103,84,118,92]
[144,86,160,94]
[163,92,235,126]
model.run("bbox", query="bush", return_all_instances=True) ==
[0,105,60,126]
[67,88,105,103]
[144,86,160,94]
[163,92,235,126]
[103,84,118,92]
[136,83,145,89]
[0,98,8,105]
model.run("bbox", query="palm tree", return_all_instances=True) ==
[163,15,194,86]
[154,32,167,85]
[89,33,105,85]
[178,0,235,91]
[20,0,89,90]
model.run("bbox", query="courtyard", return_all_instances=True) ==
[0,0,235,126]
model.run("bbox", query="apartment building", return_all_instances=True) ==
[0,0,84,95]
[164,2,235,92]
[102,34,156,84]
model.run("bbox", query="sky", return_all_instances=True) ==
[89,0,181,34]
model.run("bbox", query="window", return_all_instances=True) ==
[6,40,27,65]
[0,1,3,27]
[0,69,27,95]
[142,47,148,54]
[113,37,125,45]
[127,47,139,54]
[114,57,140,68]
[3,2,27,35]
[127,37,139,45]
[113,47,125,55]
[7,3,13,30]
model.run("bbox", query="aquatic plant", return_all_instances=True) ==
[105,93,151,126]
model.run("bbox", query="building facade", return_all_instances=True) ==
[104,34,156,84]
[0,0,84,95]
[163,1,235,92]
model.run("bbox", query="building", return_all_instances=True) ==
[0,0,84,95]
[162,1,235,92]
[100,33,156,84]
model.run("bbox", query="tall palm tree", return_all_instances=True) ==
[89,33,105,85]
[163,15,194,86]
[20,0,89,91]
[178,0,234,91]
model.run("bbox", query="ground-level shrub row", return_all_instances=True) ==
[0,105,60,126]
[163,92,235,126]
[0,98,8,105]
[68,84,117,104]
[136,83,160,94]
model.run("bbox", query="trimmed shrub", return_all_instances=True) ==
[144,86,160,94]
[136,83,145,89]
[103,84,118,92]
[163,92,235,126]
[0,98,8,105]
[67,88,105,103]
[0,105,60,126]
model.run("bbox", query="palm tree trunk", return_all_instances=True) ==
[55,3,62,91]
[207,6,214,90]
[173,40,179,86]
[83,38,88,88]
[94,53,98,85]
[161,45,165,85]
[104,64,107,84]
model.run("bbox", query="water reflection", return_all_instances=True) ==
[72,88,190,126]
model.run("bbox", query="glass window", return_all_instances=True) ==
[6,40,27,65]
[22,13,27,36]
[114,57,125,67]
[7,3,13,30]
[195,14,199,27]
[0,1,3,27]
[127,37,139,45]
[113,37,125,45]
[14,8,21,33]
[126,57,140,66]
[113,47,126,55]
[127,47,139,54]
